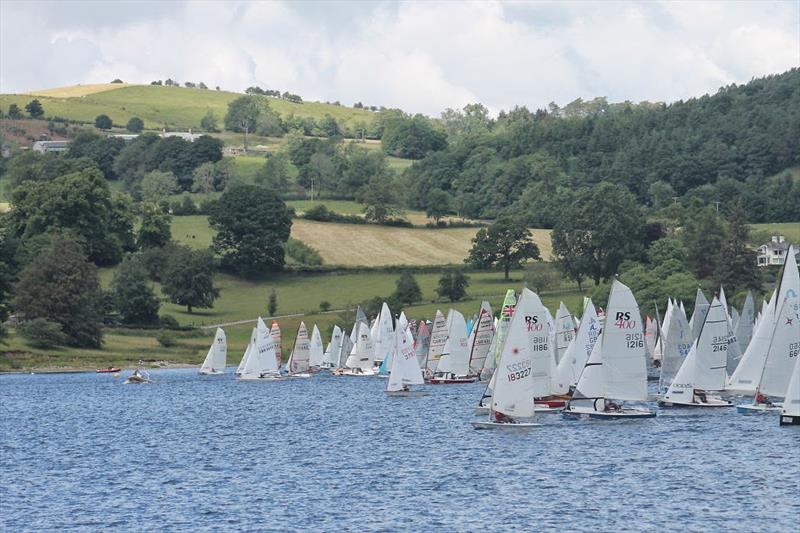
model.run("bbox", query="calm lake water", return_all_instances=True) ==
[1,369,798,532]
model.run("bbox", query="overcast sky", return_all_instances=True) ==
[1,0,798,115]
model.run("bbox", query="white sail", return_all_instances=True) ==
[338,333,353,368]
[425,310,448,372]
[490,288,538,420]
[350,306,368,344]
[782,357,800,419]
[723,297,744,376]
[309,324,325,367]
[236,327,256,375]
[758,296,800,397]
[553,301,599,393]
[345,322,374,370]
[240,317,279,379]
[694,297,729,391]
[468,303,495,374]
[570,332,606,411]
[602,279,648,401]
[322,325,342,366]
[658,304,691,390]
[644,316,657,361]
[689,288,710,342]
[199,327,227,373]
[735,291,755,353]
[479,318,500,381]
[286,322,311,374]
[415,321,431,369]
[520,292,552,398]
[374,302,395,364]
[270,322,282,369]
[728,296,776,394]
[387,326,424,392]
[398,311,409,332]
[664,339,698,404]
[436,310,470,376]
[554,302,575,365]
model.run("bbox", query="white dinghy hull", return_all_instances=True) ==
[658,397,731,408]
[736,403,782,414]
[385,390,429,397]
[562,407,656,420]
[471,421,541,430]
[199,369,225,376]
[474,405,562,416]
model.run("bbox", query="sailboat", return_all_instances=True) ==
[657,301,692,393]
[780,356,800,426]
[236,327,257,376]
[270,322,282,370]
[373,302,395,367]
[309,324,325,369]
[285,321,312,378]
[429,310,475,384]
[472,288,541,429]
[322,325,343,368]
[386,325,426,396]
[554,302,575,366]
[737,297,800,413]
[659,297,732,407]
[339,322,376,376]
[414,320,431,370]
[467,302,495,376]
[337,331,353,370]
[199,327,227,375]
[563,279,656,419]
[735,291,755,353]
[689,288,710,342]
[422,310,448,379]
[552,300,600,395]
[479,289,516,382]
[238,318,283,380]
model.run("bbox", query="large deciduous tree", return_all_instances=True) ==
[208,185,292,277]
[714,204,761,293]
[161,246,218,313]
[224,96,260,150]
[551,183,645,285]
[111,255,160,324]
[14,237,104,347]
[436,270,470,302]
[358,174,400,223]
[137,204,172,249]
[466,217,540,280]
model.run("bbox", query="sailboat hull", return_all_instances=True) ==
[736,403,782,414]
[562,408,656,420]
[385,390,429,397]
[199,369,225,375]
[336,368,377,377]
[658,397,732,408]
[474,405,561,415]
[779,414,800,426]
[427,376,477,384]
[471,421,541,430]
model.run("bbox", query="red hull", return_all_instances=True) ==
[96,368,121,373]
[535,399,567,408]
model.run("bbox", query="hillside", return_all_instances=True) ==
[0,83,375,131]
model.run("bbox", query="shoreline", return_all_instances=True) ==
[0,362,199,375]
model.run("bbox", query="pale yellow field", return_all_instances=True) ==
[26,83,129,98]
[290,220,552,266]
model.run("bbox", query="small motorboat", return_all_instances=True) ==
[97,367,122,373]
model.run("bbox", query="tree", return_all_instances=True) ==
[425,189,452,223]
[14,237,104,347]
[191,162,217,193]
[140,170,178,201]
[8,104,22,119]
[714,204,761,293]
[358,174,400,223]
[161,246,218,313]
[551,183,645,285]
[94,114,113,130]
[111,255,160,324]
[66,132,125,179]
[268,289,277,316]
[224,96,260,150]
[126,117,144,133]
[18,318,68,348]
[137,203,172,249]
[682,206,728,278]
[25,99,44,118]
[320,115,340,137]
[256,152,290,189]
[466,217,540,280]
[200,110,219,132]
[392,272,422,305]
[381,114,448,159]
[436,270,470,302]
[208,185,292,277]
[9,167,134,265]
[525,264,561,293]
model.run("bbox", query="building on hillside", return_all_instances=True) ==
[161,129,201,142]
[32,140,69,153]
[110,134,139,143]
[756,235,798,267]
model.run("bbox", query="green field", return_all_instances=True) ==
[0,83,375,131]
[750,222,800,244]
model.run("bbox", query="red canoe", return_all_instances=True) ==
[96,367,121,373]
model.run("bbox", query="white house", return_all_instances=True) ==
[756,235,798,267]
[32,140,70,153]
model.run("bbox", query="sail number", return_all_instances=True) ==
[790,342,799,358]
[625,332,644,349]
[507,368,531,381]
[711,336,728,352]
[505,360,531,381]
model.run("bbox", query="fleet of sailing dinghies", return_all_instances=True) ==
[563,280,656,419]
[199,328,226,375]
[190,252,797,426]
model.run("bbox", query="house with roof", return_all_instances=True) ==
[756,235,798,267]
[32,140,70,153]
